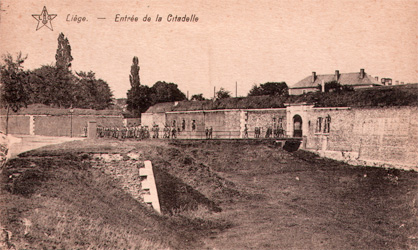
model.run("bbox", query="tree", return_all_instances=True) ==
[0,52,29,134]
[55,33,73,71]
[191,93,206,101]
[317,81,354,93]
[215,87,231,99]
[150,81,186,104]
[129,56,140,88]
[28,65,75,108]
[248,82,288,96]
[126,85,152,116]
[75,71,113,109]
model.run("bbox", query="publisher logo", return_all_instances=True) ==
[32,6,57,31]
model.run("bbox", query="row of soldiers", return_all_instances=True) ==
[246,126,285,138]
[96,124,285,140]
[97,125,150,140]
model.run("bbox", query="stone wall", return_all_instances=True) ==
[90,153,146,202]
[0,115,31,135]
[305,106,418,170]
[0,114,124,137]
[165,110,241,139]
[246,109,287,138]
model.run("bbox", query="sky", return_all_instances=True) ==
[1,0,417,99]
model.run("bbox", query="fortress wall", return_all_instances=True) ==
[305,106,418,170]
[33,115,124,137]
[0,115,31,135]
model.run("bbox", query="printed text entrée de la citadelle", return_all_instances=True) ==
[115,14,199,22]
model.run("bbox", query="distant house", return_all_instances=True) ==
[289,69,382,95]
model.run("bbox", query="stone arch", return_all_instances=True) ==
[293,115,303,137]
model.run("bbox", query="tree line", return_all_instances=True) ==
[126,56,290,116]
[0,33,113,112]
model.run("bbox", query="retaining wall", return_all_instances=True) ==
[0,115,31,135]
[305,106,418,170]
[0,114,124,137]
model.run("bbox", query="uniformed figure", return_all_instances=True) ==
[244,124,248,138]
[171,126,177,138]
[192,120,196,131]
[265,127,272,138]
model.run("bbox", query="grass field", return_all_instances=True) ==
[1,139,417,249]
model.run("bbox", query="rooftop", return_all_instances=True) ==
[291,69,382,89]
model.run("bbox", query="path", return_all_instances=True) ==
[7,135,85,158]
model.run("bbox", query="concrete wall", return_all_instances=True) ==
[305,106,418,170]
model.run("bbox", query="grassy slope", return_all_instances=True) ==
[169,140,418,249]
[0,140,235,249]
[1,139,417,249]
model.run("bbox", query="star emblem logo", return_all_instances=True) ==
[32,6,57,31]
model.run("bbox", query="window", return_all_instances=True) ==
[278,117,283,129]
[315,115,331,133]
[316,117,323,133]
[324,115,331,133]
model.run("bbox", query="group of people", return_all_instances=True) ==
[96,125,150,140]
[205,127,213,139]
[96,123,285,140]
[250,126,285,139]
[161,124,182,139]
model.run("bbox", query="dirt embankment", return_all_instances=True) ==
[0,139,417,249]
[0,140,238,249]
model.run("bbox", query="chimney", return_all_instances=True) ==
[401,82,404,84]
[334,70,340,81]
[375,76,379,82]
[360,68,365,79]
[312,72,316,83]
[395,80,399,85]
[321,80,325,92]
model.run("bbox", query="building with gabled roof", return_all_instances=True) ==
[289,69,382,95]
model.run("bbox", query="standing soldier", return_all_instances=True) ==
[171,126,177,139]
[192,120,196,131]
[155,125,159,139]
[209,126,213,139]
[244,124,248,138]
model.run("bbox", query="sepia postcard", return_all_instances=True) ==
[0,0,417,249]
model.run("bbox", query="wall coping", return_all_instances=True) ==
[166,108,286,114]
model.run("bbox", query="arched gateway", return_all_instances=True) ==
[293,115,303,137]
